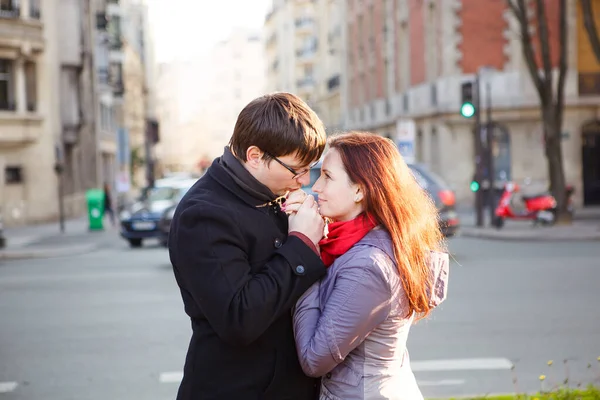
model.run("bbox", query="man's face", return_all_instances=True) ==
[257,152,315,196]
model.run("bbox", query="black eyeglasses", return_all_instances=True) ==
[266,153,318,179]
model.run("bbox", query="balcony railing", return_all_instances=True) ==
[295,18,315,30]
[0,101,16,111]
[297,77,315,88]
[0,1,20,19]
[98,67,109,84]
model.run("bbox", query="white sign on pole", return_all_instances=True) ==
[395,119,416,164]
[115,170,130,193]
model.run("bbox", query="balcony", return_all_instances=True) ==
[0,111,42,146]
[296,47,317,63]
[0,1,44,53]
[97,67,109,85]
[295,18,315,34]
[297,77,316,90]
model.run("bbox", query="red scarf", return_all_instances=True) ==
[319,213,377,267]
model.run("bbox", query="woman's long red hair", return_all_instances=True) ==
[329,132,445,320]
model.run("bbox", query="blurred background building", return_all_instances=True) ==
[0,0,157,226]
[2,0,600,228]
[154,28,266,174]
[263,0,600,207]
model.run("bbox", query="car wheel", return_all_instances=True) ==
[128,238,142,248]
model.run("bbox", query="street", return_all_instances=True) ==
[0,235,599,399]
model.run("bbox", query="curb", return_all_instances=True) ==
[460,227,600,242]
[0,243,99,261]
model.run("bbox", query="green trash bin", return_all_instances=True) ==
[85,189,105,231]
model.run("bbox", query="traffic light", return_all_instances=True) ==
[470,180,480,192]
[460,81,476,118]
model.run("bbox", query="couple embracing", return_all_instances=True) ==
[168,92,449,400]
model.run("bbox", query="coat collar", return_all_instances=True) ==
[208,156,286,210]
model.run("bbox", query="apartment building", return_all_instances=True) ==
[345,0,600,207]
[56,0,120,218]
[155,28,266,173]
[265,0,345,133]
[0,0,56,225]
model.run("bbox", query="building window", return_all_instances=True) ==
[0,59,14,111]
[30,0,41,19]
[25,61,37,112]
[5,166,23,184]
[430,126,440,173]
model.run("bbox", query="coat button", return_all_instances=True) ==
[295,265,305,275]
[326,373,332,379]
[274,238,282,248]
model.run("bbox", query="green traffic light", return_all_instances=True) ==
[460,102,475,118]
[470,180,480,192]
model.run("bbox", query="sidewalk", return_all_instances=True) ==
[0,216,119,260]
[457,206,600,242]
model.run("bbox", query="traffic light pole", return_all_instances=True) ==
[485,81,495,226]
[474,74,484,227]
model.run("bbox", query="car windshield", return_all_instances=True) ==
[147,187,178,202]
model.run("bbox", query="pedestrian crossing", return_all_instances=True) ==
[157,357,514,387]
[0,381,18,394]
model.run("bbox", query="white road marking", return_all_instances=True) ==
[411,357,514,372]
[417,379,466,386]
[0,381,18,393]
[159,358,513,385]
[159,371,183,383]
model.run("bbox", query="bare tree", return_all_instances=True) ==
[507,0,570,222]
[580,0,600,62]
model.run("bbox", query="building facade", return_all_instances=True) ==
[265,0,345,134]
[344,0,600,207]
[0,0,56,225]
[155,28,266,173]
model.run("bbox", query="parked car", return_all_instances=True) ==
[157,180,197,246]
[119,179,196,248]
[408,163,460,237]
[302,161,459,237]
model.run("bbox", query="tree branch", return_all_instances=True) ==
[535,0,553,95]
[507,0,545,97]
[580,0,600,63]
[556,0,568,124]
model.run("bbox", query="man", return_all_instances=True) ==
[169,92,328,399]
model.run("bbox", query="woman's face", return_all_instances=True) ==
[312,148,364,222]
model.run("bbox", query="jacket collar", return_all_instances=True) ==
[208,148,283,209]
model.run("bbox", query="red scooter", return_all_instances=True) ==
[493,181,575,229]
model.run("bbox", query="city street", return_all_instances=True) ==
[0,235,599,399]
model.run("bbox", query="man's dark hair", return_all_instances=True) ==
[229,92,327,166]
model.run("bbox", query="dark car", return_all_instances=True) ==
[302,162,459,237]
[119,179,196,248]
[408,163,460,237]
[157,180,196,246]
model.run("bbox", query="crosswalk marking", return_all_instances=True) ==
[159,357,513,385]
[411,357,513,372]
[418,379,466,386]
[0,382,18,393]
[159,371,183,383]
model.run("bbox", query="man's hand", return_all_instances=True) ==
[282,189,308,215]
[288,195,325,245]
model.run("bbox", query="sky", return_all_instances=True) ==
[147,0,271,63]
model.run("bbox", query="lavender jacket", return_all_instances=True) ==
[293,228,449,400]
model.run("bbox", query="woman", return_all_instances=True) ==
[292,132,449,400]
